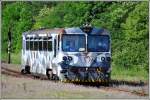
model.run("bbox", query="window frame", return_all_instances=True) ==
[61,34,86,52]
[87,35,110,52]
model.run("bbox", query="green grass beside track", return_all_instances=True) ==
[1,52,21,64]
[111,66,148,82]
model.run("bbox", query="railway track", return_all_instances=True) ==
[1,65,148,97]
[1,67,47,80]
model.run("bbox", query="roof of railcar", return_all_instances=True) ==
[23,28,64,36]
[23,27,110,36]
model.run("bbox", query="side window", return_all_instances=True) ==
[26,41,30,50]
[48,41,52,51]
[58,35,60,50]
[54,39,56,57]
[34,41,38,50]
[30,41,34,50]
[39,41,42,51]
[43,41,47,51]
[25,37,52,51]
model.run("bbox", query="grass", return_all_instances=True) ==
[1,51,148,82]
[1,52,21,64]
[111,66,148,82]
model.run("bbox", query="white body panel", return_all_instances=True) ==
[22,50,53,75]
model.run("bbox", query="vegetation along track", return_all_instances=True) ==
[1,63,148,97]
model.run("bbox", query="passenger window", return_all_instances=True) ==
[26,41,30,50]
[30,41,34,50]
[39,41,42,51]
[34,41,38,50]
[25,39,52,51]
[43,41,47,51]
[48,41,52,51]
[58,35,60,50]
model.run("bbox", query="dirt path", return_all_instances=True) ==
[1,63,149,99]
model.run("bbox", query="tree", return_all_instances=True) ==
[2,1,149,74]
[2,2,34,52]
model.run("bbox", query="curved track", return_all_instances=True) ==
[1,63,148,97]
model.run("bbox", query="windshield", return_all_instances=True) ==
[62,34,86,52]
[88,35,110,52]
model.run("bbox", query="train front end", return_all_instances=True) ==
[55,27,111,83]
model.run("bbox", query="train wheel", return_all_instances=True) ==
[21,69,26,74]
[25,65,31,74]
[52,74,59,81]
[46,69,53,80]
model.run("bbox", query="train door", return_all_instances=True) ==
[21,36,29,70]
[47,35,59,79]
[45,35,57,79]
[52,34,58,58]
[46,37,53,69]
[21,36,31,74]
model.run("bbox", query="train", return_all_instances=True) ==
[21,25,111,83]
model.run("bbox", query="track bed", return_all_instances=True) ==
[1,63,149,99]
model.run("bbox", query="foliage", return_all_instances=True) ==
[2,2,34,52]
[120,2,149,72]
[33,2,94,29]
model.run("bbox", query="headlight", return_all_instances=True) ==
[63,56,67,61]
[97,56,105,62]
[63,56,73,61]
[101,57,105,61]
[106,57,111,61]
